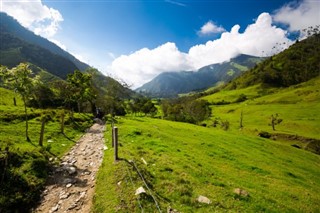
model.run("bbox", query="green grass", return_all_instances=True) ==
[94,117,320,212]
[0,87,94,211]
[201,77,320,140]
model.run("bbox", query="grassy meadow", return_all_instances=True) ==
[94,116,320,212]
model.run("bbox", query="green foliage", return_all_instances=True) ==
[1,63,36,141]
[0,149,48,212]
[220,119,230,131]
[228,31,320,89]
[270,114,283,131]
[127,97,158,117]
[162,98,211,124]
[66,70,96,113]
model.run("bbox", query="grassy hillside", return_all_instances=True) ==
[94,117,320,212]
[0,87,93,212]
[228,34,320,89]
[201,77,320,141]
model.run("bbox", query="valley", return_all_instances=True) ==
[0,8,319,213]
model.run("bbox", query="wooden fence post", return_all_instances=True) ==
[114,126,118,161]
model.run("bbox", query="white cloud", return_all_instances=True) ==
[111,12,292,88]
[273,0,320,32]
[110,42,194,88]
[189,13,292,68]
[1,0,63,38]
[198,21,225,36]
[165,0,186,7]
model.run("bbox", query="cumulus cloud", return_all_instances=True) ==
[273,0,320,32]
[198,21,225,36]
[189,13,292,68]
[111,42,194,88]
[111,13,292,88]
[1,0,63,38]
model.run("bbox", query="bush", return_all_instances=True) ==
[235,94,247,103]
[220,120,230,131]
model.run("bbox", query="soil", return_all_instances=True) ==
[270,133,320,155]
[34,123,106,213]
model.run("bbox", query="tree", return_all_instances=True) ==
[66,70,96,113]
[161,98,211,124]
[239,110,244,128]
[1,63,35,141]
[270,114,283,131]
[140,98,158,116]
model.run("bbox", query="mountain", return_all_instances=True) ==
[0,12,89,78]
[136,54,264,98]
[0,12,134,103]
[226,33,320,90]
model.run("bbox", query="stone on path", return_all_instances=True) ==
[34,123,105,213]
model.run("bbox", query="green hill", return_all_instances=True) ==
[227,34,320,89]
[0,12,89,72]
[0,31,79,79]
[94,31,320,212]
[94,116,320,212]
[201,77,320,150]
[93,78,320,212]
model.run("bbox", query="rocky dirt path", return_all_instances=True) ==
[34,123,106,213]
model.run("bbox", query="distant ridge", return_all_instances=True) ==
[136,54,264,98]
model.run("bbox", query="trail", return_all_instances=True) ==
[34,123,105,213]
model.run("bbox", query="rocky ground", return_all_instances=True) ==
[34,123,106,213]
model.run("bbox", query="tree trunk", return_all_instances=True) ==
[61,110,65,134]
[39,119,46,146]
[239,110,243,128]
[91,101,97,117]
[23,97,30,142]
[13,97,16,106]
[77,102,81,113]
[271,115,275,131]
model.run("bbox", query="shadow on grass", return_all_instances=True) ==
[62,132,77,143]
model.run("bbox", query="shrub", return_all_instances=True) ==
[220,120,230,131]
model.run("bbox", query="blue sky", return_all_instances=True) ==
[1,0,320,88]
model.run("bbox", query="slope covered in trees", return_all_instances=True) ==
[0,12,89,72]
[227,29,320,89]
